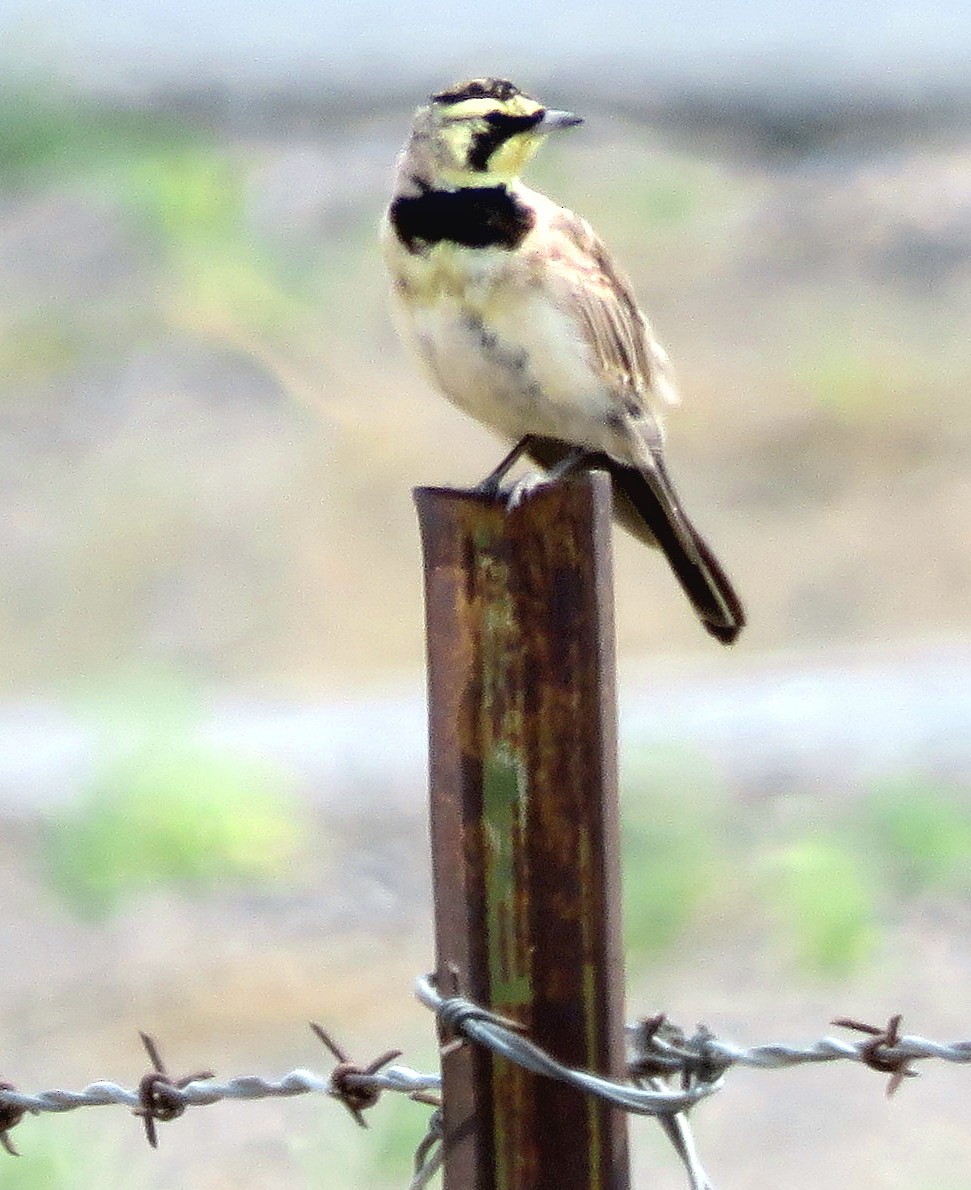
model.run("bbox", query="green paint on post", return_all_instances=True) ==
[482,746,532,1007]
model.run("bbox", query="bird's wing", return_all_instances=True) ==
[537,205,681,411]
[526,200,706,566]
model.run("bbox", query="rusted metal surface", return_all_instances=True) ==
[415,473,630,1190]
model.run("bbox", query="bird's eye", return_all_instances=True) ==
[483,111,506,126]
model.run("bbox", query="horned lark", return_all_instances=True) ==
[381,78,745,644]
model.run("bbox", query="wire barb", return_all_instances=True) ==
[0,1082,25,1157]
[1,991,971,1189]
[417,974,720,1189]
[133,1033,214,1149]
[409,1107,444,1190]
[831,1014,918,1096]
[310,1023,404,1127]
[416,974,722,1116]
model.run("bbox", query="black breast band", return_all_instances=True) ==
[390,185,536,251]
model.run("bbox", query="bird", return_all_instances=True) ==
[380,77,745,645]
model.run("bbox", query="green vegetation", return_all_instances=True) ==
[0,317,87,385]
[0,1115,134,1189]
[123,147,245,242]
[289,1087,436,1190]
[794,339,897,419]
[367,1092,436,1179]
[288,1113,371,1188]
[622,746,971,979]
[621,747,729,960]
[45,694,302,916]
[764,835,876,975]
[858,777,971,895]
[0,85,188,184]
[125,145,315,343]
[0,84,324,372]
[532,141,716,230]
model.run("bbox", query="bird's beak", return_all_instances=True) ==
[539,109,584,132]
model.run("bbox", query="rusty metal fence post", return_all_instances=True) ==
[415,473,631,1190]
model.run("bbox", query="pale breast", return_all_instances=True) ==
[386,229,621,450]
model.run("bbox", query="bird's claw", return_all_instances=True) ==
[505,472,549,511]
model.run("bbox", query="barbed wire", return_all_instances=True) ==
[415,974,723,1116]
[0,1025,441,1166]
[416,976,966,1093]
[625,1010,938,1095]
[413,981,963,1190]
[3,980,971,1188]
[408,1109,444,1190]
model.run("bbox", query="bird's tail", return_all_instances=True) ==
[526,438,745,645]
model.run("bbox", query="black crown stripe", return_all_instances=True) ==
[431,78,524,105]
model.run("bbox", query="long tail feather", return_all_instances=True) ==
[525,437,746,645]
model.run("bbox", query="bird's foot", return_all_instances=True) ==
[505,471,549,511]
[473,474,503,500]
[473,436,537,500]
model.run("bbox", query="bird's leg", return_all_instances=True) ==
[507,446,592,509]
[473,436,537,498]
[542,446,594,485]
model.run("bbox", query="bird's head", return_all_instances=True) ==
[402,78,583,189]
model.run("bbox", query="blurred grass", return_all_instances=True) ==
[792,335,922,421]
[622,746,971,979]
[858,777,971,896]
[0,318,88,385]
[621,746,729,960]
[0,85,190,184]
[45,682,304,916]
[116,140,320,347]
[764,835,877,975]
[367,1093,437,1181]
[0,1115,135,1189]
[288,1046,441,1190]
[38,727,971,970]
[0,84,322,361]
[532,138,723,239]
[621,743,879,978]
[123,148,244,241]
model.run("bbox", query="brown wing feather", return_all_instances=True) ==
[522,205,744,645]
[542,209,678,409]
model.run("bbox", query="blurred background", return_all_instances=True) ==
[1,1,971,1186]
